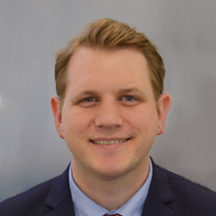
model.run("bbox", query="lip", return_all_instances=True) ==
[90,137,132,145]
[91,137,130,141]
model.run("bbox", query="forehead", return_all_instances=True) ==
[65,47,153,94]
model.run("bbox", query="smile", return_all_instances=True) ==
[91,138,130,145]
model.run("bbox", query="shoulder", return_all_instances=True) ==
[154,163,216,214]
[158,164,216,199]
[0,175,60,215]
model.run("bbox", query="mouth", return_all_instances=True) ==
[90,138,131,145]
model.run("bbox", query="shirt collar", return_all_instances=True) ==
[69,159,153,216]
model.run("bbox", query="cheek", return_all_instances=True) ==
[62,108,93,137]
[61,109,89,155]
[128,107,159,133]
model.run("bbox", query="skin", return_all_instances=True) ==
[51,47,171,210]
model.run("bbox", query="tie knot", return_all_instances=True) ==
[103,214,122,216]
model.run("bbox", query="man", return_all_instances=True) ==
[0,18,216,216]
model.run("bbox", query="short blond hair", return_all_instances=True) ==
[55,18,165,102]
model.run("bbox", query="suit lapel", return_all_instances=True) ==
[44,165,76,216]
[142,159,174,216]
[43,160,175,216]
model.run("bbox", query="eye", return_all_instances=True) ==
[122,95,135,101]
[78,96,98,107]
[120,95,140,106]
[83,97,96,102]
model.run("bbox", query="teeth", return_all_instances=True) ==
[93,139,128,145]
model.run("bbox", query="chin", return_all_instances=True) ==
[92,163,133,180]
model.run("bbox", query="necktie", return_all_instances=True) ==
[103,214,122,216]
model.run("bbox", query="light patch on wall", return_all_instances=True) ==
[0,95,1,170]
[0,146,2,171]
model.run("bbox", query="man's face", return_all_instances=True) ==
[52,47,170,179]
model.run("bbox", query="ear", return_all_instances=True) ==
[51,96,64,139]
[156,94,171,135]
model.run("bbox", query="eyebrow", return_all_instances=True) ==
[75,88,143,95]
[74,90,98,97]
[118,87,144,94]
[118,87,148,100]
[71,90,99,102]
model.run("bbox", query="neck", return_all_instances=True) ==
[72,158,150,211]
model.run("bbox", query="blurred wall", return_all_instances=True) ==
[0,0,216,202]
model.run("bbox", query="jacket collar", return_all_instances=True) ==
[43,159,174,216]
[44,165,75,216]
[142,159,174,216]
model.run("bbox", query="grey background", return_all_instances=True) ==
[0,0,216,202]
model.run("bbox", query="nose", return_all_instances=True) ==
[94,99,123,129]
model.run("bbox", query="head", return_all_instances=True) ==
[51,18,171,182]
[55,18,165,107]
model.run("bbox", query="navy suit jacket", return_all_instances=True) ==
[1,160,216,216]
